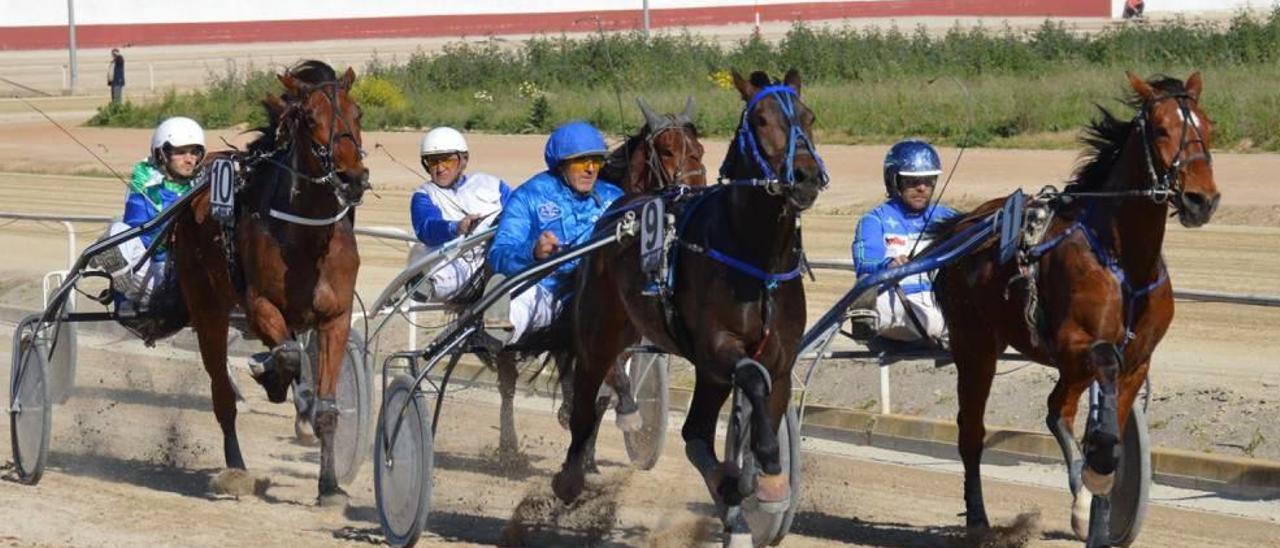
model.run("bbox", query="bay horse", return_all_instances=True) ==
[172,60,369,505]
[554,70,825,542]
[930,72,1218,538]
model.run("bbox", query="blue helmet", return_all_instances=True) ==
[883,139,942,197]
[544,121,608,171]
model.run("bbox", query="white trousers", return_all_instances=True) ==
[407,243,485,302]
[875,288,947,342]
[507,284,561,344]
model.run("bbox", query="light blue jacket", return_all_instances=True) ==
[852,198,957,294]
[487,121,622,297]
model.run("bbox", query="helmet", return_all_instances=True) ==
[543,121,607,171]
[150,116,205,161]
[883,139,942,198]
[420,127,468,157]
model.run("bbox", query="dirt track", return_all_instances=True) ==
[2,333,1279,547]
[0,97,1278,544]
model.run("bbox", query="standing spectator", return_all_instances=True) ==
[108,48,125,104]
[1123,0,1145,19]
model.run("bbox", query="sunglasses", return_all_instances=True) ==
[564,156,605,171]
[423,154,461,169]
[899,175,937,188]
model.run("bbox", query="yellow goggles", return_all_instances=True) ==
[423,154,461,169]
[564,156,605,171]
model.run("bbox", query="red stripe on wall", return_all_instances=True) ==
[0,1,1110,51]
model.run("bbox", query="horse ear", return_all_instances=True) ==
[1185,71,1202,101]
[1126,71,1155,101]
[636,97,663,129]
[341,66,357,89]
[278,73,301,96]
[784,68,802,94]
[680,95,696,124]
[731,69,755,102]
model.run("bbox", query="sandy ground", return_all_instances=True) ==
[0,86,1277,544]
[1,331,1278,547]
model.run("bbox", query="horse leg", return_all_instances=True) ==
[682,373,735,506]
[953,334,1000,532]
[495,351,521,456]
[556,351,574,430]
[312,315,352,507]
[244,293,298,404]
[188,298,257,496]
[553,286,631,503]
[731,358,786,508]
[607,351,642,432]
[1047,374,1094,539]
[752,363,792,509]
[1082,341,1123,496]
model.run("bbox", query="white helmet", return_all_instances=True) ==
[420,127,468,157]
[151,116,205,159]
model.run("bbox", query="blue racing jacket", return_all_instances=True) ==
[123,160,191,263]
[487,121,622,297]
[852,198,957,294]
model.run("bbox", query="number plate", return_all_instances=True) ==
[209,157,237,225]
[639,199,665,273]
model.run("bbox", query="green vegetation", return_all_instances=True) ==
[89,10,1280,150]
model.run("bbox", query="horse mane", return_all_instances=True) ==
[247,60,340,155]
[1068,74,1188,193]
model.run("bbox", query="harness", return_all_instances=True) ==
[1006,91,1207,353]
[641,116,706,189]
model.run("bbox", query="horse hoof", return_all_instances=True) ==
[210,468,256,497]
[295,415,318,446]
[755,472,791,514]
[317,489,350,508]
[1071,488,1094,540]
[1082,467,1115,495]
[552,468,584,504]
[724,533,753,548]
[615,410,642,432]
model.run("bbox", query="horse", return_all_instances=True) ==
[172,60,369,505]
[929,72,1218,538]
[553,69,826,542]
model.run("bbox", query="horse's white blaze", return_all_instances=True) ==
[1177,108,1201,128]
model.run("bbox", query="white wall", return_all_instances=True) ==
[2,0,869,27]
[1112,0,1280,18]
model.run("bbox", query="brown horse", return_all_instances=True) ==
[554,70,825,542]
[930,72,1218,538]
[172,60,368,505]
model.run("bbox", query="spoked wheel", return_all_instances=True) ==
[724,404,802,547]
[301,330,373,485]
[1104,404,1152,546]
[375,373,434,548]
[622,352,668,470]
[10,314,52,485]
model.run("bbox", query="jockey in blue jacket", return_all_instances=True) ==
[485,121,624,344]
[95,116,205,310]
[407,127,511,301]
[851,139,957,343]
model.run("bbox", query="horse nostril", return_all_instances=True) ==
[1184,192,1207,208]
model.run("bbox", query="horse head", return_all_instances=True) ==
[1127,71,1219,227]
[264,61,369,208]
[723,68,827,212]
[628,96,706,192]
